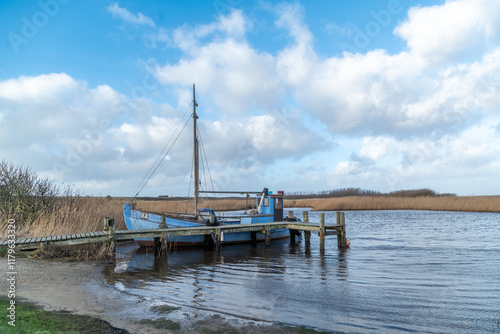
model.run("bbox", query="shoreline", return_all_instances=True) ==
[0,257,333,333]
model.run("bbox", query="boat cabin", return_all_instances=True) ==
[259,189,284,222]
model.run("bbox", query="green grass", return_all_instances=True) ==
[134,318,181,331]
[149,304,180,314]
[0,296,128,333]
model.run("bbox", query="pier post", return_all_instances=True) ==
[215,229,222,251]
[265,226,271,246]
[160,231,168,255]
[288,211,296,244]
[106,217,116,253]
[159,215,167,228]
[251,231,257,244]
[155,216,168,257]
[319,213,325,251]
[303,211,311,245]
[204,235,211,248]
[337,212,347,248]
[154,237,161,257]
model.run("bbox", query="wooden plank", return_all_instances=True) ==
[0,217,347,251]
[265,226,270,246]
[337,211,346,248]
[304,230,311,244]
[319,213,325,251]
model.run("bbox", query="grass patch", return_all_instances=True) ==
[199,327,238,334]
[149,304,180,314]
[135,318,181,331]
[295,325,333,334]
[28,242,114,261]
[0,247,7,257]
[285,196,500,212]
[0,296,128,333]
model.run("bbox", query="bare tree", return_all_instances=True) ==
[0,160,63,224]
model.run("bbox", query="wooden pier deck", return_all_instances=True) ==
[0,211,347,252]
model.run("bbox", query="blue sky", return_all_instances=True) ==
[2,0,500,197]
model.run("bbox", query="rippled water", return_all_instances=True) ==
[105,210,500,333]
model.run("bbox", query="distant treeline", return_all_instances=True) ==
[286,188,456,199]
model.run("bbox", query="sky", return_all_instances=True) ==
[1,0,500,197]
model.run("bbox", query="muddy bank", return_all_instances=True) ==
[0,257,331,333]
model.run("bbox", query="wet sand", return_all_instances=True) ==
[0,257,322,334]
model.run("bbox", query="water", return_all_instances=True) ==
[104,210,500,333]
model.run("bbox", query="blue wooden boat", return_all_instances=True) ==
[123,84,293,247]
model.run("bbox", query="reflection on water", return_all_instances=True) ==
[104,210,500,333]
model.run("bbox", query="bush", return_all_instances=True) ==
[0,160,79,225]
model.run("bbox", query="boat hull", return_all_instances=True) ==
[123,204,290,247]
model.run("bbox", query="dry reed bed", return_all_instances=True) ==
[285,196,500,212]
[4,196,499,240]
[3,197,125,239]
[1,198,251,239]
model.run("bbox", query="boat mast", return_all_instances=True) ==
[193,83,200,219]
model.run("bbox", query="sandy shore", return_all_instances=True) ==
[1,257,322,334]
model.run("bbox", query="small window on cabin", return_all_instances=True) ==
[263,197,269,207]
[275,198,283,209]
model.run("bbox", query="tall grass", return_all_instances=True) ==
[3,195,498,240]
[0,197,124,239]
[0,197,251,239]
[285,196,500,212]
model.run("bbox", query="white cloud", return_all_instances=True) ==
[0,72,326,196]
[272,0,500,137]
[153,11,283,115]
[0,73,78,102]
[4,1,500,196]
[107,3,155,27]
[359,136,397,160]
[330,117,500,193]
[394,0,500,63]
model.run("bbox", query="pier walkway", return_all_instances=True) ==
[1,212,347,253]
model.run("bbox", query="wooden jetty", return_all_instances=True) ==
[0,211,347,254]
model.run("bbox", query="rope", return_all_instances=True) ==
[197,125,218,212]
[129,103,193,201]
[118,104,193,231]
